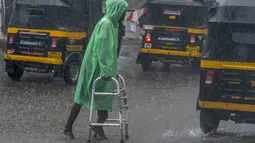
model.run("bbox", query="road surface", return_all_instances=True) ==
[1,40,255,143]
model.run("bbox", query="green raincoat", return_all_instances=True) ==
[74,0,128,112]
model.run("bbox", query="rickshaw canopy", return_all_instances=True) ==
[142,0,208,28]
[15,0,70,6]
[209,0,255,23]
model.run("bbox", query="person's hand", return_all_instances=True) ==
[102,75,112,81]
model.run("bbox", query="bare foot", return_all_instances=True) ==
[92,127,108,140]
[98,136,108,140]
[62,129,75,139]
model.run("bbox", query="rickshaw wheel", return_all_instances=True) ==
[200,110,220,134]
[7,66,24,80]
[64,61,81,85]
[141,61,152,71]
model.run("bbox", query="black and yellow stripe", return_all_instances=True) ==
[201,60,255,70]
[151,25,207,34]
[140,48,201,57]
[4,54,63,65]
[8,27,87,39]
[198,100,255,112]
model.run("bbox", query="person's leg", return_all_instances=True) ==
[92,110,108,140]
[63,103,82,139]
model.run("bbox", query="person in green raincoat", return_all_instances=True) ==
[63,0,128,140]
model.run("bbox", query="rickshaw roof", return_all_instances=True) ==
[217,0,255,7]
[209,0,255,23]
[149,0,207,6]
[14,0,70,7]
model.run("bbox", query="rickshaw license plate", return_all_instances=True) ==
[186,46,200,53]
[48,52,62,59]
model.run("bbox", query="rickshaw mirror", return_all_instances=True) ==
[208,7,218,20]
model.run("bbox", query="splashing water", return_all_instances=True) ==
[187,127,202,137]
[161,127,203,140]
[162,129,176,139]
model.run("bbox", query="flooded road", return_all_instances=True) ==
[1,41,255,143]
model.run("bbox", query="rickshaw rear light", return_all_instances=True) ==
[7,35,15,52]
[145,37,151,43]
[145,32,151,43]
[205,71,215,85]
[8,35,14,44]
[190,34,196,43]
[6,49,14,54]
[51,39,57,48]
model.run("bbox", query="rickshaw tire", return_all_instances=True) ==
[7,66,24,80]
[200,110,220,134]
[141,61,152,71]
[63,61,81,85]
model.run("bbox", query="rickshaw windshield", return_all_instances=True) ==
[8,4,81,31]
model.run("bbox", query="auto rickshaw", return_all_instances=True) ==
[197,0,255,134]
[4,0,105,85]
[136,0,209,71]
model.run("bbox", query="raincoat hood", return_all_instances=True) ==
[105,0,128,23]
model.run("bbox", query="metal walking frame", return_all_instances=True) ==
[87,74,129,143]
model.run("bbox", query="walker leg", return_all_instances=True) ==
[125,123,129,139]
[87,125,92,143]
[120,112,124,143]
[120,127,125,143]
[120,126,124,142]
[124,98,129,139]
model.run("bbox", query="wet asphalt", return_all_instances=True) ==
[1,40,255,143]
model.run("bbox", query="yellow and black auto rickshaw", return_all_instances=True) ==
[136,0,209,71]
[4,0,104,84]
[197,0,255,134]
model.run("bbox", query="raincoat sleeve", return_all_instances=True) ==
[96,21,117,76]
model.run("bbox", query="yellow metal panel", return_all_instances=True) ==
[8,27,87,39]
[199,100,255,112]
[4,54,63,65]
[151,25,208,34]
[201,60,255,70]
[139,48,201,57]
